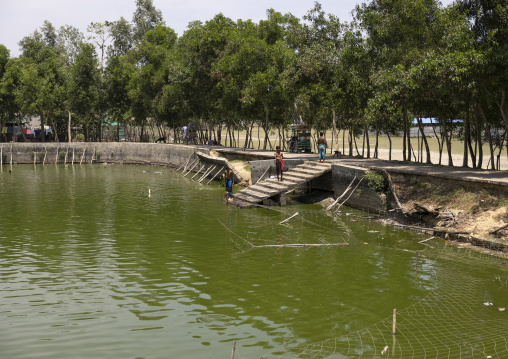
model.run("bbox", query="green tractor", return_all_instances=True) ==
[287,124,312,153]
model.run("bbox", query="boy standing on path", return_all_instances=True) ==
[274,146,284,182]
[318,133,327,163]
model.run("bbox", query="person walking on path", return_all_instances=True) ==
[274,146,284,182]
[318,133,327,163]
[155,131,167,143]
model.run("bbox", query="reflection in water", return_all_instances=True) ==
[1,164,506,358]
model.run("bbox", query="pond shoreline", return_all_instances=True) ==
[2,141,507,256]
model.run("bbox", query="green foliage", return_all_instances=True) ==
[59,151,66,159]
[1,0,507,163]
[132,0,164,43]
[75,134,85,142]
[363,170,385,192]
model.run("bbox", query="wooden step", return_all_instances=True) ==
[242,188,269,199]
[304,161,332,169]
[248,184,279,196]
[281,174,306,183]
[234,193,263,203]
[293,166,320,175]
[266,177,299,185]
[286,171,313,180]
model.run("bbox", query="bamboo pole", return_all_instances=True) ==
[191,164,206,179]
[197,165,212,182]
[72,148,75,164]
[335,177,364,213]
[183,159,198,175]
[252,243,348,248]
[34,151,36,165]
[0,146,3,165]
[80,148,85,164]
[64,147,68,164]
[184,160,200,176]
[381,169,404,211]
[43,147,47,165]
[279,212,299,225]
[255,164,271,184]
[206,166,225,185]
[418,237,435,244]
[326,176,357,211]
[55,147,59,164]
[183,160,199,176]
[230,340,236,359]
[182,156,195,172]
[392,309,397,335]
[175,157,191,172]
[10,145,13,168]
[198,165,217,183]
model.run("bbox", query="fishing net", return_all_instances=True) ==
[256,244,508,359]
[225,206,508,359]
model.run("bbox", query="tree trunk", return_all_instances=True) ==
[402,111,407,161]
[463,105,470,167]
[361,125,365,157]
[365,126,370,158]
[374,125,379,158]
[332,109,338,152]
[50,118,59,142]
[498,91,508,164]
[40,113,46,142]
[387,132,392,161]
[474,103,482,169]
[467,116,476,169]
[68,111,72,143]
[348,125,353,156]
[342,129,345,156]
[443,120,453,166]
[257,122,260,149]
[248,120,254,148]
[416,116,431,164]
[263,103,269,150]
[432,118,443,165]
[479,104,495,170]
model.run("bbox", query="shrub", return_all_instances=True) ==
[76,134,85,142]
[363,170,385,192]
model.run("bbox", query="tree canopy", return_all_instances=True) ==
[0,0,507,169]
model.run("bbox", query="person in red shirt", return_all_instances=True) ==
[274,146,284,182]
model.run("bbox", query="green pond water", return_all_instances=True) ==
[1,164,508,359]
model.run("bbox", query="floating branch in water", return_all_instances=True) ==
[279,212,299,225]
[218,219,348,250]
[252,243,349,248]
[419,237,435,244]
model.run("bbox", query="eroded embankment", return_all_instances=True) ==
[384,172,508,255]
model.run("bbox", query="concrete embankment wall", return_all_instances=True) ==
[329,164,387,213]
[1,143,205,167]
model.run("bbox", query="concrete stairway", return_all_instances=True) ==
[234,161,332,206]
